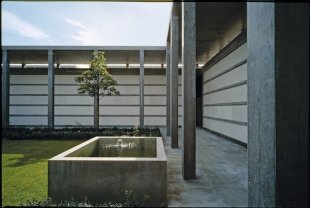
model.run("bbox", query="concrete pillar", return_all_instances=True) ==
[48,49,55,129]
[247,3,309,207]
[2,50,10,128]
[166,42,171,136]
[140,50,144,127]
[182,2,196,180]
[170,6,179,148]
[93,50,99,128]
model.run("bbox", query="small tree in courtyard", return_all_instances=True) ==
[74,51,120,133]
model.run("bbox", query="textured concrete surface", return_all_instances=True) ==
[48,137,167,207]
[181,2,196,179]
[247,3,309,207]
[170,6,179,148]
[161,127,248,207]
[48,49,54,129]
[2,50,10,128]
[166,42,171,136]
[139,50,144,126]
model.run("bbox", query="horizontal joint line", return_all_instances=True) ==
[203,116,247,126]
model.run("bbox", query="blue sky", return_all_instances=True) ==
[1,1,172,46]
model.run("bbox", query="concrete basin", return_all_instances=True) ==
[48,136,167,207]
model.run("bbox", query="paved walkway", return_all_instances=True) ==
[160,127,248,207]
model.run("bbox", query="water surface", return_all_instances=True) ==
[66,137,157,158]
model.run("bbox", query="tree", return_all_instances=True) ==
[74,51,120,133]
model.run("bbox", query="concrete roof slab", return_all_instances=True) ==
[2,3,247,66]
[166,2,246,65]
[2,46,166,65]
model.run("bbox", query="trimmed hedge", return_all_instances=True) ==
[19,190,150,207]
[2,126,161,140]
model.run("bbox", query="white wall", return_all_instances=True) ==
[9,69,176,127]
[54,74,93,126]
[144,75,166,126]
[9,75,48,126]
[203,42,248,144]
[98,74,140,126]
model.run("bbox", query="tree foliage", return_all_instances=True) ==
[74,51,120,99]
[74,51,120,132]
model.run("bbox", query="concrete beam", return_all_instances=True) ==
[247,3,309,207]
[166,42,171,136]
[182,2,196,180]
[170,7,179,148]
[140,50,144,127]
[2,50,10,128]
[48,49,55,129]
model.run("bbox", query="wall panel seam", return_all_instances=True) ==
[201,30,247,72]
[144,84,166,86]
[203,116,247,126]
[203,59,247,84]
[10,115,48,117]
[203,101,247,106]
[10,104,48,106]
[10,94,48,96]
[10,84,48,86]
[203,80,247,95]
[54,94,140,96]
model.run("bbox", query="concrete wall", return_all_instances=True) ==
[8,68,179,127]
[202,38,247,144]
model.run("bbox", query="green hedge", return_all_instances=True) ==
[19,190,150,207]
[2,126,161,140]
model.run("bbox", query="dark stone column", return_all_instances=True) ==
[48,49,55,129]
[182,2,196,180]
[170,5,179,148]
[247,3,309,207]
[93,50,99,129]
[2,50,10,128]
[140,50,144,127]
[166,41,171,136]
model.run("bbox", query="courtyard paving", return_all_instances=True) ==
[160,127,248,207]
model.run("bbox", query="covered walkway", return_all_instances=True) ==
[160,127,248,207]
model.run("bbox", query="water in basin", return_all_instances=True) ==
[66,137,157,158]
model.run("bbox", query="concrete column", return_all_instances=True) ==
[170,7,179,148]
[2,50,10,128]
[48,50,55,129]
[93,50,99,128]
[166,42,171,136]
[140,50,144,127]
[247,3,309,207]
[182,2,196,180]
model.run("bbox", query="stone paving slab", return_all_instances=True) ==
[160,127,248,207]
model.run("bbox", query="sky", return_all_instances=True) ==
[1,1,172,46]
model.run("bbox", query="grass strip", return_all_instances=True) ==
[2,139,85,207]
